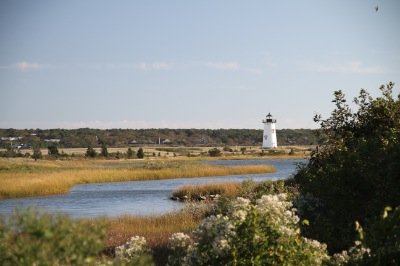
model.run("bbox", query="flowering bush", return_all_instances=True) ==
[167,232,193,266]
[115,236,150,263]
[168,194,329,266]
[330,241,371,266]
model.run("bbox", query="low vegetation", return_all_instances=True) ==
[0,159,275,199]
[0,208,107,265]
[172,182,242,201]
[106,206,207,265]
[171,179,291,202]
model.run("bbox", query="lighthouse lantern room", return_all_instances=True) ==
[262,113,277,148]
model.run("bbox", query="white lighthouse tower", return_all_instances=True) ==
[262,113,277,148]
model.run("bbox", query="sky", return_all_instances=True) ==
[0,0,399,130]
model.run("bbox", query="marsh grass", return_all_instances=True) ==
[106,210,203,248]
[0,159,275,199]
[172,182,242,200]
[104,206,207,265]
[172,179,294,204]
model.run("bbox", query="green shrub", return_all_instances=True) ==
[223,146,233,152]
[47,144,59,158]
[330,206,400,266]
[236,180,289,202]
[208,148,221,157]
[0,208,107,266]
[101,144,109,158]
[85,145,97,158]
[294,82,400,252]
[32,147,42,161]
[137,148,144,159]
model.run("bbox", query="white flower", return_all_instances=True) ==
[232,209,247,222]
[115,235,147,260]
[212,237,230,255]
[169,232,191,250]
[234,197,250,208]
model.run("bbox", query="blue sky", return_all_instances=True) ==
[1,0,399,129]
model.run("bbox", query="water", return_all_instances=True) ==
[0,159,305,218]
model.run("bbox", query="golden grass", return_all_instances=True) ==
[105,211,202,248]
[0,159,275,199]
[172,182,242,200]
[102,208,206,265]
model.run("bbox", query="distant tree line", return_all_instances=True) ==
[0,128,318,149]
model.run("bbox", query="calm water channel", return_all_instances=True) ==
[0,159,306,218]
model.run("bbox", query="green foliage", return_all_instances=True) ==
[223,146,233,152]
[32,147,42,161]
[126,147,134,159]
[329,206,400,266]
[294,82,400,252]
[85,145,97,158]
[0,208,107,266]
[168,194,329,266]
[208,148,222,157]
[47,144,59,158]
[0,147,18,158]
[137,148,144,159]
[358,206,400,265]
[101,144,109,158]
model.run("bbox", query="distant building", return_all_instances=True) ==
[44,139,61,143]
[1,137,23,141]
[128,139,138,144]
[161,139,172,144]
[262,113,278,148]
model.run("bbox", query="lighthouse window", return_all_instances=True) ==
[271,129,275,133]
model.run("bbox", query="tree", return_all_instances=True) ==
[32,147,42,161]
[47,144,59,158]
[126,147,134,159]
[85,146,97,158]
[294,82,400,253]
[101,144,108,158]
[137,148,144,159]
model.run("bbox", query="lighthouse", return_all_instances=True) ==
[262,113,277,148]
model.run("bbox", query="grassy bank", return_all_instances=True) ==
[172,182,242,201]
[0,158,275,199]
[172,179,294,202]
